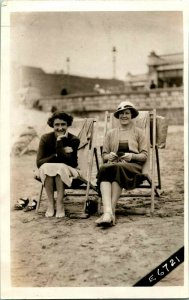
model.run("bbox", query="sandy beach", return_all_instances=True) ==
[10,108,184,287]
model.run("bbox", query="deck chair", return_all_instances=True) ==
[100,109,162,214]
[35,117,100,214]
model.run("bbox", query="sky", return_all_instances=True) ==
[11,11,183,80]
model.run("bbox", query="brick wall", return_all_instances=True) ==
[37,87,184,125]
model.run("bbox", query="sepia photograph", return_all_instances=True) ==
[1,0,188,299]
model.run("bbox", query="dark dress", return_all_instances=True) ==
[97,141,145,192]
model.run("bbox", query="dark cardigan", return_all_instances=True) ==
[36,132,80,169]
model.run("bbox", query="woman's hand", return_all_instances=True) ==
[64,146,73,153]
[107,152,118,162]
[56,133,67,140]
[120,153,132,162]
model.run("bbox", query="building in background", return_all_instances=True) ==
[125,51,183,91]
[12,50,183,106]
[125,72,149,91]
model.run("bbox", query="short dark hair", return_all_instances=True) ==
[47,111,73,128]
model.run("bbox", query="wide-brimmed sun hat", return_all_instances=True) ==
[114,101,139,119]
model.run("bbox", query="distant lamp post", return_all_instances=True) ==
[66,57,70,93]
[112,46,117,80]
[66,57,70,75]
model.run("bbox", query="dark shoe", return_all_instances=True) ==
[14,198,29,210]
[24,200,37,212]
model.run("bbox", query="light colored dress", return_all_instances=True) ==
[39,163,81,187]
[36,131,81,186]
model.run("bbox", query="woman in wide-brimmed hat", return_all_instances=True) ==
[36,111,80,218]
[96,101,148,227]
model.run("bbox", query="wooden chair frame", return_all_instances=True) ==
[100,109,161,214]
[35,117,100,213]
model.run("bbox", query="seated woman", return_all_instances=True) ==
[36,111,80,218]
[96,101,148,227]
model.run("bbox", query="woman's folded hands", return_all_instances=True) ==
[103,152,117,163]
[119,153,132,162]
[104,152,133,163]
[107,152,118,162]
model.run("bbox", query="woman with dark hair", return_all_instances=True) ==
[95,101,148,227]
[36,111,80,218]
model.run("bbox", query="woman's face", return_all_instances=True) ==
[119,109,132,125]
[53,118,68,136]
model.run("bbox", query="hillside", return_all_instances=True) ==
[13,65,125,97]
[63,74,125,94]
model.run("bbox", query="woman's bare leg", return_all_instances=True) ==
[111,181,122,215]
[55,175,65,218]
[95,181,115,225]
[44,176,55,217]
[100,181,113,214]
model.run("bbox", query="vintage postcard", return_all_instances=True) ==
[1,0,188,299]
